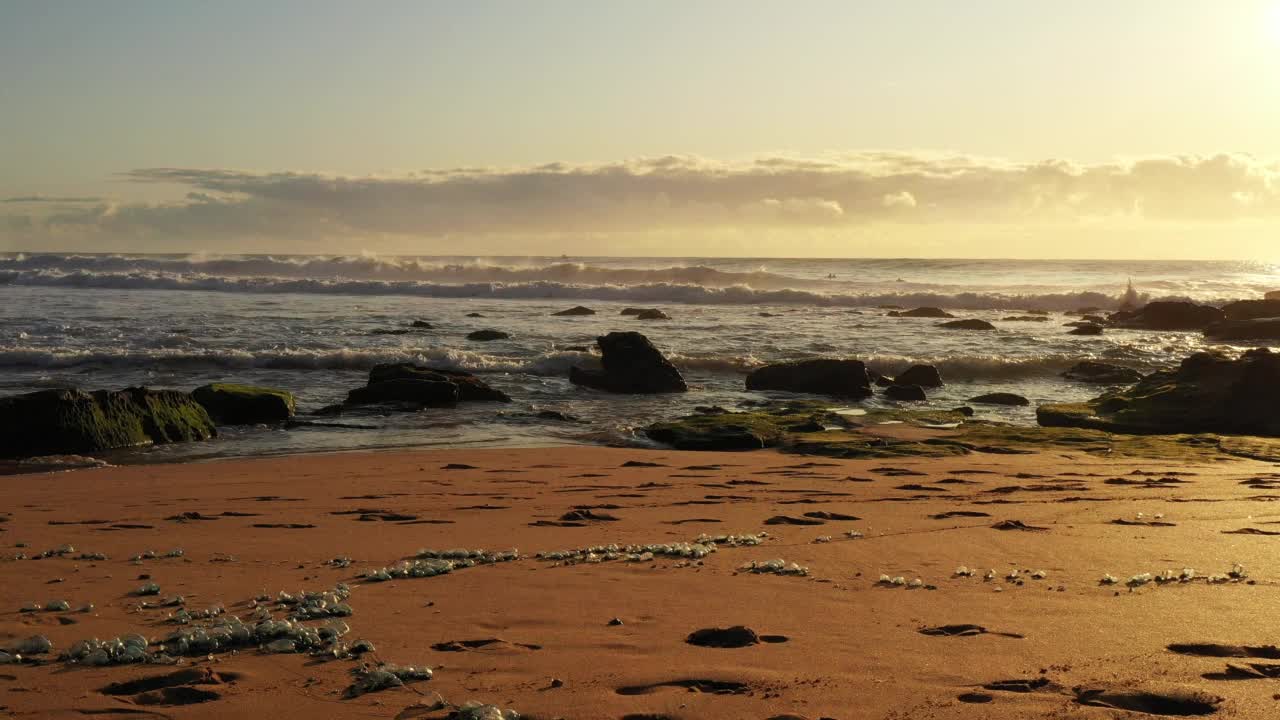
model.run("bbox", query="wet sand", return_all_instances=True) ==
[3,446,1280,718]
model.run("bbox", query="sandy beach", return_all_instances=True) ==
[3,445,1280,719]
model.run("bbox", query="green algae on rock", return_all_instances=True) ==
[0,387,216,458]
[193,383,296,425]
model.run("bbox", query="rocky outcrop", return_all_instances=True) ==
[410,320,433,328]
[634,309,670,320]
[552,306,596,316]
[884,384,926,401]
[569,332,687,394]
[894,365,943,387]
[1069,323,1104,335]
[467,329,510,341]
[366,363,511,402]
[939,319,996,331]
[345,379,460,407]
[745,359,873,398]
[888,307,954,318]
[1061,361,1143,384]
[1204,318,1280,340]
[969,392,1029,406]
[1037,348,1280,435]
[1221,299,1280,321]
[0,387,216,458]
[1108,301,1223,330]
[1002,315,1051,322]
[192,383,295,425]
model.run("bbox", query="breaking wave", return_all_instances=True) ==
[0,268,1137,311]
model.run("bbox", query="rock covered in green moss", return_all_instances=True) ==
[0,387,215,458]
[1038,348,1280,435]
[192,383,295,424]
[647,409,789,450]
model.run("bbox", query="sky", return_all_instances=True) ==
[2,0,1280,259]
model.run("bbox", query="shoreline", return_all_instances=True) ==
[4,444,1280,717]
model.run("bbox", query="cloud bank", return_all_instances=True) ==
[3,152,1279,256]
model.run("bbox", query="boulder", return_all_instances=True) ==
[465,312,484,318]
[1069,323,1104,336]
[345,379,459,407]
[647,412,785,450]
[884,384,926,401]
[370,328,411,335]
[1108,301,1223,330]
[552,306,596,316]
[969,392,1029,406]
[939,319,996,331]
[1037,348,1280,435]
[888,307,954,318]
[0,387,216,458]
[634,309,671,320]
[745,359,873,398]
[410,320,433,328]
[366,363,511,402]
[467,329,510,341]
[1204,318,1280,341]
[620,308,645,316]
[192,383,296,424]
[569,331,687,394]
[1002,315,1051,322]
[894,364,943,387]
[1221,299,1280,321]
[1061,361,1143,385]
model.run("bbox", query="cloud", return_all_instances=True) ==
[4,152,1280,252]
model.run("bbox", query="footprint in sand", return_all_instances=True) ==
[764,515,826,526]
[990,520,1048,532]
[615,679,750,696]
[919,624,1024,639]
[930,511,991,519]
[1073,688,1220,716]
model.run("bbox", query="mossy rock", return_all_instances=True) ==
[193,383,296,425]
[0,387,216,459]
[647,412,788,450]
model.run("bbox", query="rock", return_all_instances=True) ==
[1205,318,1280,340]
[685,626,761,648]
[745,359,873,398]
[569,332,687,394]
[1222,299,1280,321]
[1002,315,1051,322]
[1061,361,1143,384]
[410,320,433,328]
[1109,301,1224,330]
[536,410,582,422]
[345,379,460,407]
[465,312,484,318]
[634,309,670,320]
[1081,315,1108,325]
[884,384,927,401]
[647,411,786,450]
[0,387,216,459]
[953,406,975,417]
[1037,348,1280,435]
[888,307,954,318]
[563,345,590,352]
[894,364,943,387]
[619,308,645,316]
[969,392,1029,406]
[192,383,295,424]
[939,319,996,331]
[370,328,411,335]
[367,363,511,402]
[1069,323,1104,335]
[467,329,510,341]
[552,306,596,316]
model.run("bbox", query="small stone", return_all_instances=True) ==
[607,617,624,626]
[550,678,564,688]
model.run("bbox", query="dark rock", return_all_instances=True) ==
[192,383,295,425]
[647,412,786,450]
[0,387,216,459]
[745,359,873,398]
[895,364,943,387]
[1062,361,1143,384]
[953,406,975,416]
[1205,318,1280,340]
[552,306,596,316]
[369,328,411,335]
[1222,299,1280,321]
[569,332,687,394]
[367,363,511,402]
[634,309,670,320]
[939,319,996,331]
[884,384,927,401]
[465,312,484,318]
[1038,348,1280,435]
[969,392,1029,406]
[888,307,954,318]
[536,410,582,422]
[685,626,760,648]
[620,308,646,316]
[467,329,510,341]
[563,345,590,352]
[410,320,433,328]
[1109,301,1224,330]
[1069,323,1104,335]
[345,379,460,407]
[1002,315,1050,322]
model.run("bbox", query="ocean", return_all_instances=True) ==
[1,253,1276,462]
